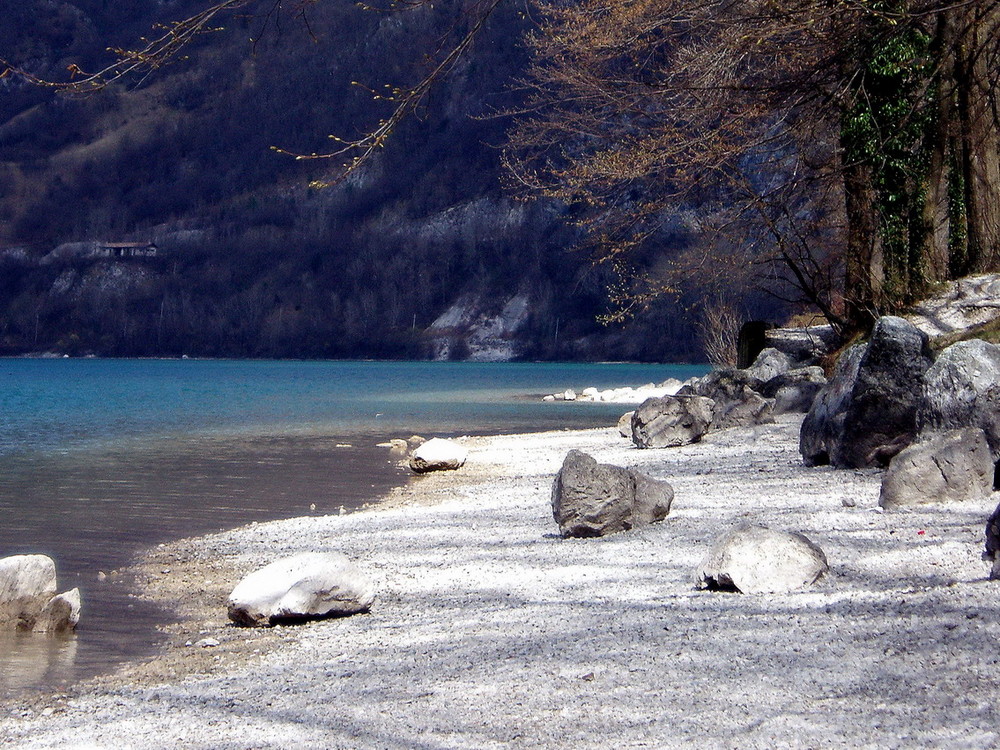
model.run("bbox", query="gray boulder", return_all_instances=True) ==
[227,552,375,627]
[800,316,933,468]
[551,450,674,537]
[617,411,635,438]
[985,501,1000,579]
[840,316,933,467]
[879,428,993,508]
[744,347,793,383]
[920,339,1000,464]
[712,388,775,429]
[678,369,774,430]
[800,345,865,466]
[631,395,715,448]
[680,367,764,399]
[695,525,829,594]
[761,366,827,415]
[0,554,80,632]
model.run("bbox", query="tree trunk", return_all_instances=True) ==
[921,11,955,282]
[955,0,1000,272]
[842,154,883,334]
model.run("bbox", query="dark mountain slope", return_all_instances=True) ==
[0,2,780,360]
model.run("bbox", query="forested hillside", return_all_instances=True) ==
[1,0,774,360]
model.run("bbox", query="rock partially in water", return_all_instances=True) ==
[227,552,375,627]
[35,588,81,633]
[0,554,80,633]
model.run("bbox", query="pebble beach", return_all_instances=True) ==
[3,415,1000,749]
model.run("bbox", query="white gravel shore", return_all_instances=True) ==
[3,416,1000,749]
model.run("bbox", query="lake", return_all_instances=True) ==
[0,358,707,696]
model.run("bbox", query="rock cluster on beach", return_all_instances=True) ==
[797,316,1000,522]
[0,554,80,633]
[591,313,1000,587]
[613,313,1000,525]
[625,346,827,449]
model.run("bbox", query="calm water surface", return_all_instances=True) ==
[0,359,706,696]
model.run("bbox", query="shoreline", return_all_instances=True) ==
[4,417,1000,747]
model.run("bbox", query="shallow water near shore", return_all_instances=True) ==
[0,359,706,697]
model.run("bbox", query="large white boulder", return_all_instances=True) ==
[227,552,375,627]
[695,525,828,594]
[408,437,469,473]
[0,554,80,632]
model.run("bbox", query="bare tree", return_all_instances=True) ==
[503,0,1000,336]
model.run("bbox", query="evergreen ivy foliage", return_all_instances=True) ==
[842,10,934,308]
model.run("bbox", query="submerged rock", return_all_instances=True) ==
[227,552,375,627]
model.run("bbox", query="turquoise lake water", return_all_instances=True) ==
[0,358,707,695]
[0,359,708,454]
